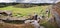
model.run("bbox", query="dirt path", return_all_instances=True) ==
[0,23,34,28]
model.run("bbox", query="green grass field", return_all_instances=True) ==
[0,6,49,17]
[0,5,57,28]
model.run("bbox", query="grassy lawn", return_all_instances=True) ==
[0,6,49,17]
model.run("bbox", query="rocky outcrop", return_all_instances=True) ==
[0,10,12,16]
[51,2,60,28]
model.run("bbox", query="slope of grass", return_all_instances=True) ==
[0,5,52,24]
[0,5,56,28]
[0,6,49,17]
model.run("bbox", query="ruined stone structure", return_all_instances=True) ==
[0,10,12,16]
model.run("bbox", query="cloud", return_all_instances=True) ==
[0,0,58,3]
[16,0,57,3]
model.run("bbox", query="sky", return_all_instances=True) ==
[0,0,59,3]
[16,0,55,3]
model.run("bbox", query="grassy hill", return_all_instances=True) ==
[0,5,57,28]
[0,5,49,17]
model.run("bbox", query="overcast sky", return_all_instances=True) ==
[0,0,59,3]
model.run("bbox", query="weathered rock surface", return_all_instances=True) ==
[51,2,60,28]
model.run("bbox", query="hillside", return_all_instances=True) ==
[0,5,50,17]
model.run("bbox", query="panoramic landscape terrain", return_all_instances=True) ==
[0,0,60,28]
[0,4,55,28]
